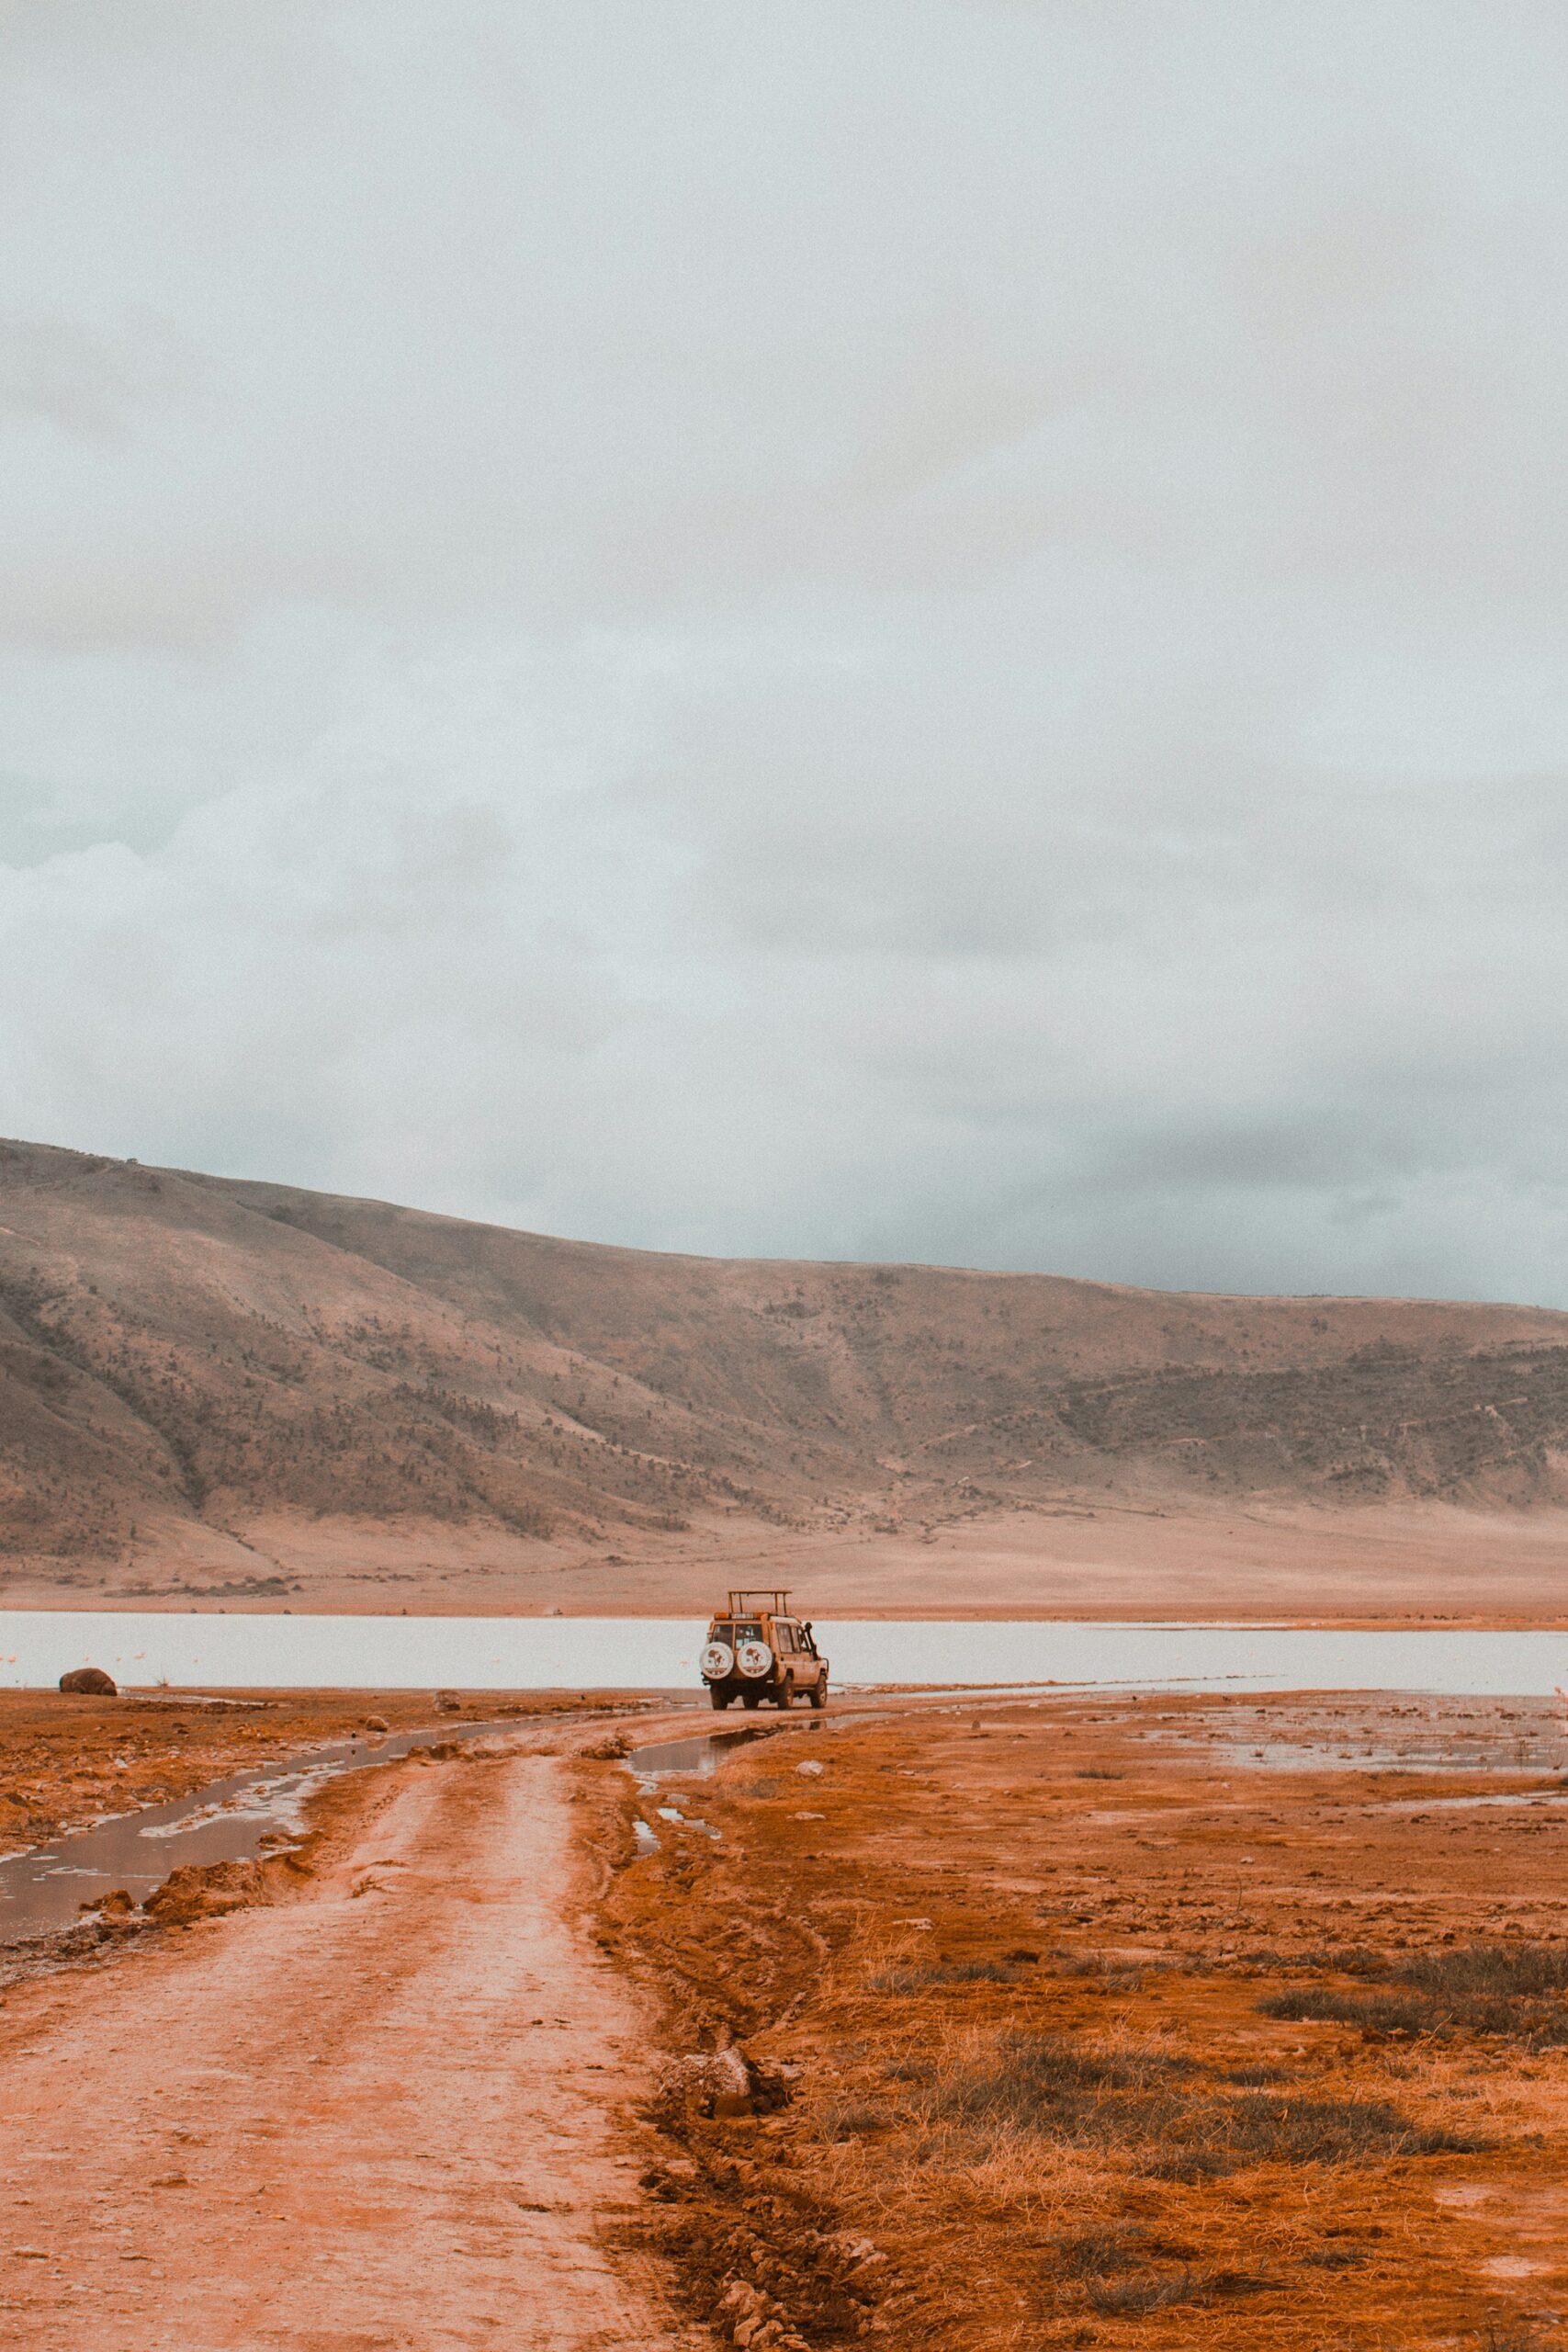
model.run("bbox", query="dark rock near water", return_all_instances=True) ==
[59,1666,117,1695]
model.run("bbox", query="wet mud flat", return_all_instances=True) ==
[0,1684,661,1966]
[0,1735,716,2352]
[597,1688,1568,2352]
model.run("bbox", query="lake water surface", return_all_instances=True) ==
[3,1611,1567,1695]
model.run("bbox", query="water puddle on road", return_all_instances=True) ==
[626,1723,803,1785]
[0,1715,526,1951]
[625,1720,825,1844]
[623,1685,1005,1789]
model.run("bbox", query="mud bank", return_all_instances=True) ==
[0,1687,689,1996]
[0,1683,649,1854]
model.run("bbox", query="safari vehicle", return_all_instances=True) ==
[701,1590,828,1711]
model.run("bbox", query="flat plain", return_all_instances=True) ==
[609,1688,1568,2350]
[5,1684,1568,2349]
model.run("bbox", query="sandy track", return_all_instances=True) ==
[0,1755,695,2351]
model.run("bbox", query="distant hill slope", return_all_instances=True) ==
[3,1137,1568,1607]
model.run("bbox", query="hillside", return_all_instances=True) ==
[3,1138,1568,1616]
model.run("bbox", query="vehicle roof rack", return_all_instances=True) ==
[727,1589,793,1616]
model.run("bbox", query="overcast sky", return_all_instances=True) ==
[5,2,1568,1301]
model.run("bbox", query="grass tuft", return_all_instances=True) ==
[871,1958,1024,1992]
[1048,2227,1270,2315]
[1087,2268,1208,2314]
[1261,1939,1568,2047]
[924,2030,1196,2137]
[818,2096,885,2138]
[1052,2226,1150,2278]
[1142,2092,1473,2179]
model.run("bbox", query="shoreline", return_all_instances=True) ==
[5,1598,1568,1627]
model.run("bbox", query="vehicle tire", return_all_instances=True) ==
[709,1687,732,1710]
[808,1677,827,1709]
[741,1690,761,1710]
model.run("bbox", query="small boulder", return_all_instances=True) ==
[434,1690,462,1714]
[795,1758,825,1778]
[60,1666,117,1696]
[364,1714,390,1733]
[145,1860,265,1928]
[656,2043,792,2123]
[658,2045,754,2118]
[578,1730,629,1760]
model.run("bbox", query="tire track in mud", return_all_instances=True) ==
[0,1752,701,2351]
[595,1769,889,2352]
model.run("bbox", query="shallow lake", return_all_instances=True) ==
[3,1611,1568,1695]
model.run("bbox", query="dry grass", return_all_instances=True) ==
[887,2026,1475,2181]
[1262,1939,1568,2047]
[870,1958,1027,1992]
[1048,2223,1273,2313]
[601,1693,1568,2351]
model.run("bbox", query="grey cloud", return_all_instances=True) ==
[0,310,194,441]
[3,2,1568,1305]
[6,2,1565,644]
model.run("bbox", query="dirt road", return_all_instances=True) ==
[0,1753,696,2351]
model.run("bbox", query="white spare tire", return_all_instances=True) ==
[736,1638,773,1679]
[701,1641,735,1681]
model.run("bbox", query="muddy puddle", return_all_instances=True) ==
[626,1720,829,1847]
[1376,1788,1568,1811]
[628,1722,812,1784]
[0,1714,525,1950]
[1203,1735,1564,1773]
[6,1704,944,1939]
[1140,1697,1568,1777]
